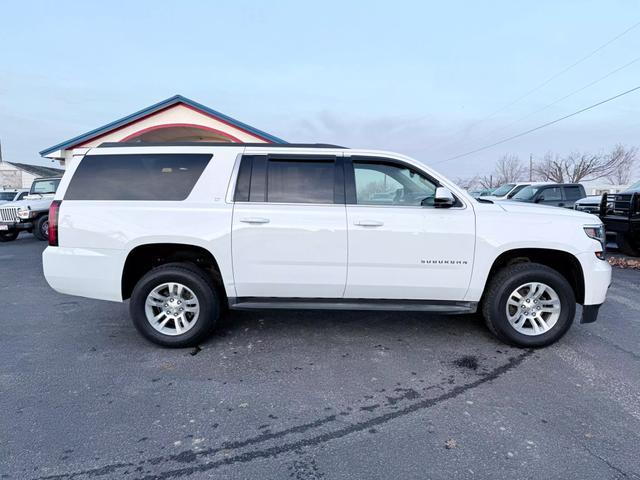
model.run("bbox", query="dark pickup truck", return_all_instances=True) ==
[600,180,640,256]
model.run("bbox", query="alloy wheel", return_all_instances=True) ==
[505,282,561,336]
[144,282,200,336]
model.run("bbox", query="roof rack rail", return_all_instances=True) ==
[97,142,348,149]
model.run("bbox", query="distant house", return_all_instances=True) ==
[0,160,64,189]
[580,179,632,196]
[40,94,286,166]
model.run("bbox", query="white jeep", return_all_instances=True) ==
[43,143,611,348]
[0,177,61,242]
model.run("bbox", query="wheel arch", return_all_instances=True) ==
[121,243,226,301]
[482,248,585,305]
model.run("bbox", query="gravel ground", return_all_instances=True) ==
[1,235,639,479]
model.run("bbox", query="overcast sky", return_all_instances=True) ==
[1,0,639,180]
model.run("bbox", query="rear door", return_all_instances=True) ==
[231,153,347,298]
[343,155,475,301]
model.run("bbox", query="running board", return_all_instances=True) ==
[228,297,477,314]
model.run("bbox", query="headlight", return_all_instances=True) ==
[17,207,31,219]
[584,225,606,257]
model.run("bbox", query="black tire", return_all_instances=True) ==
[32,215,49,241]
[0,230,19,242]
[482,263,576,348]
[617,233,640,257]
[129,262,220,347]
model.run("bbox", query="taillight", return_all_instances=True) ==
[48,200,61,246]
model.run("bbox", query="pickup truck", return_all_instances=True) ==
[0,177,61,242]
[600,180,640,256]
[42,143,611,348]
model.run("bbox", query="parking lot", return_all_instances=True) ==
[1,236,639,479]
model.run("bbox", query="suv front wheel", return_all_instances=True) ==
[129,262,220,347]
[482,263,576,347]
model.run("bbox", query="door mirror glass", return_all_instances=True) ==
[535,196,544,203]
[434,187,454,208]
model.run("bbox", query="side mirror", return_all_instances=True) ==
[535,196,544,203]
[434,187,455,208]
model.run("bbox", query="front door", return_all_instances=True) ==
[232,154,347,298]
[344,156,475,301]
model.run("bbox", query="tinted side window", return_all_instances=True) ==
[234,155,254,202]
[564,186,583,200]
[266,159,335,204]
[540,187,562,202]
[65,154,211,201]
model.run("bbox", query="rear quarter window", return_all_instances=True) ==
[64,154,212,201]
[564,186,584,200]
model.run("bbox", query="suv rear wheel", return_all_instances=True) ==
[129,262,220,347]
[32,215,49,241]
[482,263,576,347]
[0,230,19,242]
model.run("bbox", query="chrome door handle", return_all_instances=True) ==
[240,217,270,224]
[354,220,384,227]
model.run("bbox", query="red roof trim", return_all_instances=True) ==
[180,103,272,143]
[119,123,243,143]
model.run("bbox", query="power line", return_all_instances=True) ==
[481,55,640,139]
[436,84,640,164]
[429,19,640,153]
[474,20,640,121]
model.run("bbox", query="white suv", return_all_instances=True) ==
[42,143,611,348]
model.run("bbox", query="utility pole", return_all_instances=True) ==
[529,153,533,181]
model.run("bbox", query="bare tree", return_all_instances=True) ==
[452,175,480,190]
[606,144,637,185]
[533,146,638,183]
[478,174,498,189]
[494,154,525,184]
[533,152,565,182]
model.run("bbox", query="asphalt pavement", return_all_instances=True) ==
[1,235,639,479]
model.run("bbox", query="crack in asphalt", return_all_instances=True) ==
[30,350,533,480]
[582,443,640,479]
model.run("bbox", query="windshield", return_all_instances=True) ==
[512,185,544,201]
[0,192,16,201]
[491,183,516,197]
[30,179,60,195]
